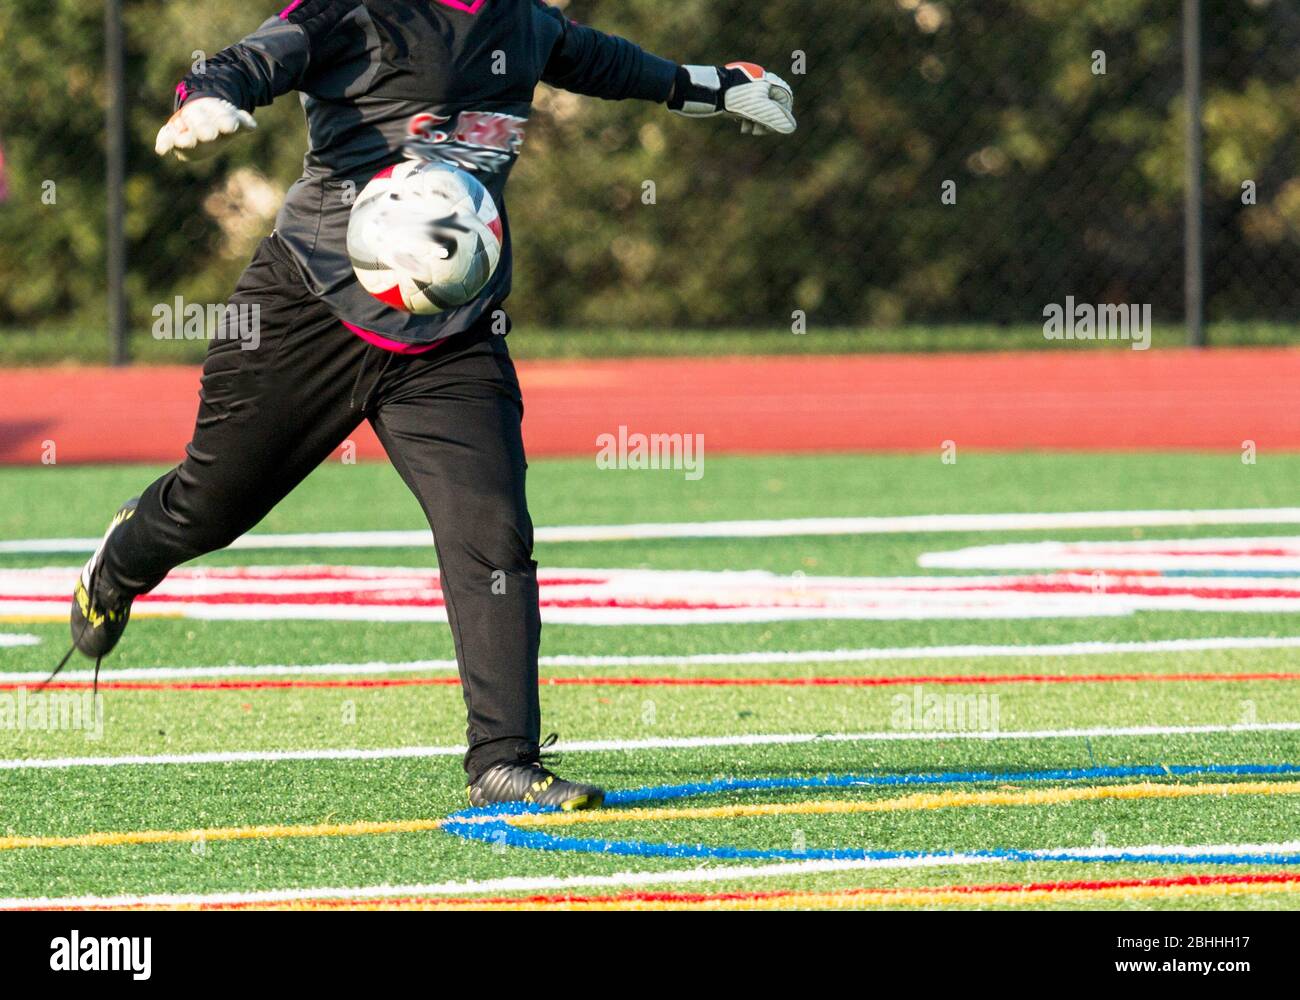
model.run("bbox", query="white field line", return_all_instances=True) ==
[4,840,1300,909]
[0,602,1137,624]
[0,659,463,683]
[6,507,1300,553]
[8,634,1300,684]
[0,634,39,648]
[922,536,1300,572]
[91,602,1135,624]
[4,721,1299,771]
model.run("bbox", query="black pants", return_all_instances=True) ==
[101,234,540,780]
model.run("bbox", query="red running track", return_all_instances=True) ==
[2,349,1299,463]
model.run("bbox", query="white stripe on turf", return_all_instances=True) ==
[921,536,1300,572]
[0,634,39,648]
[3,721,1298,770]
[3,840,1299,909]
[6,506,1300,553]
[6,634,1300,683]
[0,660,463,682]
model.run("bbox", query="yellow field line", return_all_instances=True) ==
[0,817,445,852]
[5,779,1296,853]
[0,613,185,623]
[509,780,1300,828]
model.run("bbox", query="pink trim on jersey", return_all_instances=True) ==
[175,81,190,103]
[431,0,489,13]
[341,320,444,355]
[278,0,306,20]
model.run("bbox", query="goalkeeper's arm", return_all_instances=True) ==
[157,0,357,160]
[531,1,795,136]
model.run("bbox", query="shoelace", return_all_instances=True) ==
[534,732,562,769]
[42,575,106,697]
[42,647,103,697]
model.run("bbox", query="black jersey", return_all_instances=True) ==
[175,0,677,346]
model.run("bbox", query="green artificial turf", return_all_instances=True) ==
[3,322,1298,365]
[1,452,1299,909]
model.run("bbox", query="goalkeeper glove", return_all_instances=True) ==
[154,97,257,162]
[668,62,796,136]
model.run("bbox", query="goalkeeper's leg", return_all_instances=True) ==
[66,235,367,668]
[368,334,603,809]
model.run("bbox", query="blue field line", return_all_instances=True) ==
[442,762,1300,863]
[600,763,1300,807]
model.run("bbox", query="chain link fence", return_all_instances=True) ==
[514,0,1300,334]
[1201,0,1300,324]
[1,0,1297,360]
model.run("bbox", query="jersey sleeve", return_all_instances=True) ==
[173,0,359,111]
[532,1,678,103]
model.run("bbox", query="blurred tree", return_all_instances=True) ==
[0,0,1295,335]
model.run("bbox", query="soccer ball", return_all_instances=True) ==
[347,160,503,314]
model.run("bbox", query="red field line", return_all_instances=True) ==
[14,671,1300,691]
[4,348,1300,463]
[33,871,1300,911]
[272,871,1300,908]
[255,871,1300,908]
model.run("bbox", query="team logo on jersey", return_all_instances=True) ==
[404,111,526,173]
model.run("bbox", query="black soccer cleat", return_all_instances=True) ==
[468,760,606,811]
[46,499,141,691]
